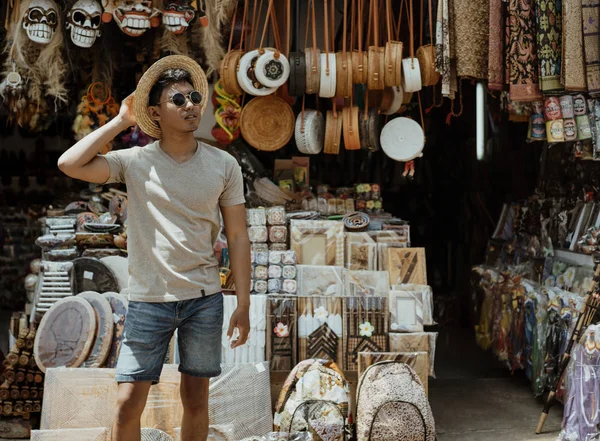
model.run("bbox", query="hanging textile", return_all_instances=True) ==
[582,0,600,95]
[453,0,489,79]
[488,0,505,90]
[508,0,543,101]
[536,0,563,92]
[562,0,587,91]
[435,0,458,98]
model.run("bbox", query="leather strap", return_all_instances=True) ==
[227,1,239,52]
[428,0,435,65]
[324,0,331,74]
[250,0,262,49]
[358,0,365,53]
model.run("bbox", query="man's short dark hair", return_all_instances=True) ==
[148,68,192,106]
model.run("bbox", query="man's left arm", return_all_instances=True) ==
[221,203,251,348]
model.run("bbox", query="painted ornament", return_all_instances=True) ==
[161,0,197,34]
[66,0,102,48]
[101,0,160,37]
[22,0,59,44]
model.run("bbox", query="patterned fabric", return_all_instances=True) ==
[562,0,587,91]
[211,79,242,145]
[435,0,458,98]
[488,0,505,89]
[536,0,563,92]
[454,0,489,79]
[582,0,600,95]
[508,0,543,101]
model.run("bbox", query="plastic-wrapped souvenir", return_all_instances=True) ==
[248,226,268,243]
[269,225,288,243]
[268,265,283,279]
[268,279,282,293]
[269,251,283,265]
[254,265,268,280]
[254,280,268,294]
[247,208,267,226]
[282,265,296,279]
[256,252,269,266]
[267,206,286,225]
[282,279,297,294]
[282,251,297,265]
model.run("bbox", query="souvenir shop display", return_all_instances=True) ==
[297,297,344,365]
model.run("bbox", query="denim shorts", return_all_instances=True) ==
[115,292,223,384]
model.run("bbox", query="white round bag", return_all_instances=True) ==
[402,58,422,93]
[384,86,404,115]
[380,117,425,161]
[237,49,278,96]
[255,49,291,88]
[319,53,337,98]
[295,110,324,154]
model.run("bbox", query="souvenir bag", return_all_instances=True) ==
[305,0,321,94]
[359,91,381,152]
[415,0,440,86]
[383,0,402,87]
[335,0,353,98]
[342,95,361,150]
[288,0,307,96]
[319,0,337,98]
[325,101,344,154]
[356,361,436,441]
[296,96,325,154]
[401,0,422,93]
[274,359,351,441]
[237,0,277,96]
[366,0,385,90]
[255,0,290,89]
[220,1,246,96]
[240,94,295,151]
[352,0,368,84]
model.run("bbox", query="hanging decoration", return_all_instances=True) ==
[161,0,197,34]
[192,0,236,74]
[66,0,103,48]
[22,0,59,44]
[101,0,160,37]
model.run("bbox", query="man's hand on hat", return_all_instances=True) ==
[117,93,136,128]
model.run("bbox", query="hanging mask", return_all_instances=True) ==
[22,0,59,44]
[162,0,197,34]
[103,0,160,37]
[66,0,102,47]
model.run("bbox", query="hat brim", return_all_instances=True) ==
[133,55,209,140]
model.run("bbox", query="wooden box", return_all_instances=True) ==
[266,296,298,371]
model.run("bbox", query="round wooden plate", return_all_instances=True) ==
[34,297,96,373]
[78,291,114,368]
[103,292,129,368]
[72,257,119,294]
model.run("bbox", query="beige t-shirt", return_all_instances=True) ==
[103,141,245,302]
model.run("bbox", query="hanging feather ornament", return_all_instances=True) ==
[192,0,236,75]
[1,0,68,128]
[157,0,197,55]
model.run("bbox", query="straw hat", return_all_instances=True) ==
[133,55,209,140]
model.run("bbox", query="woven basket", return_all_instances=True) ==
[240,96,295,151]
[352,51,368,84]
[305,47,321,94]
[336,52,353,98]
[220,49,244,95]
[416,44,440,86]
[384,41,403,87]
[324,109,343,155]
[343,106,361,150]
[367,46,385,90]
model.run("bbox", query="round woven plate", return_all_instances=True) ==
[352,51,368,84]
[295,110,324,154]
[78,291,114,368]
[319,53,337,98]
[416,44,440,86]
[34,297,96,373]
[72,257,119,294]
[380,117,425,161]
[342,106,361,150]
[240,96,295,151]
[255,50,290,88]
[103,292,129,368]
[288,51,306,96]
[220,49,244,95]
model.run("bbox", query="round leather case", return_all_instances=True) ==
[295,110,325,154]
[319,53,337,98]
[237,49,278,96]
[342,105,361,150]
[324,109,343,154]
[220,49,244,96]
[288,51,306,96]
[367,46,385,90]
[336,52,353,98]
[416,44,440,86]
[352,51,368,84]
[402,57,422,93]
[359,107,381,151]
[255,49,291,88]
[384,41,403,87]
[380,116,425,161]
[305,47,321,94]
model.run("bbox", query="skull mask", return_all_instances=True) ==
[104,0,160,37]
[162,0,196,34]
[66,0,102,48]
[22,0,59,44]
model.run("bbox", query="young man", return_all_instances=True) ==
[57,56,251,441]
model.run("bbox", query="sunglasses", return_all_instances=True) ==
[158,90,203,107]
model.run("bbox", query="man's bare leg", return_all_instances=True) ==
[180,374,210,441]
[112,382,152,441]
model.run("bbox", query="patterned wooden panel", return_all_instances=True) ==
[387,247,427,285]
[298,297,343,365]
[266,296,297,371]
[342,297,389,371]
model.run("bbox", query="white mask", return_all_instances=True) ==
[22,0,59,44]
[109,0,160,37]
[66,0,102,48]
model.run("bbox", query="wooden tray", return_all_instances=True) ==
[297,297,343,365]
[266,296,297,372]
[103,292,129,368]
[77,291,114,368]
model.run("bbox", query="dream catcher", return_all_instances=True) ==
[72,83,119,154]
[1,0,68,128]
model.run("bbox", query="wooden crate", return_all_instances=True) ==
[266,296,297,372]
[342,297,389,371]
[297,297,343,366]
